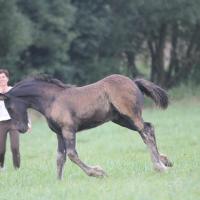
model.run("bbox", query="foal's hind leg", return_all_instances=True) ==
[139,122,170,171]
[113,115,172,171]
[56,134,66,180]
[62,127,107,177]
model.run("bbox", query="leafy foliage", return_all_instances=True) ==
[1,0,200,86]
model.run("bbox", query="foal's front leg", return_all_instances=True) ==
[56,134,66,180]
[62,127,107,177]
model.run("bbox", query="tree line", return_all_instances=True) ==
[1,0,200,87]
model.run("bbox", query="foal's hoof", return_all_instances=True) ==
[88,165,107,177]
[154,162,168,172]
[160,154,173,167]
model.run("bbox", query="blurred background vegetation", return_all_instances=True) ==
[1,0,200,88]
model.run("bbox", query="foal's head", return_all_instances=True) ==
[0,75,74,133]
[0,93,29,133]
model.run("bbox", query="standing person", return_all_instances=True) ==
[0,69,20,170]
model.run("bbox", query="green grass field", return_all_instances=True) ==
[0,94,200,200]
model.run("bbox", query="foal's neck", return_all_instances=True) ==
[27,85,59,116]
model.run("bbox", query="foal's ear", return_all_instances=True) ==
[0,93,8,101]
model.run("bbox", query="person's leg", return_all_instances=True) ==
[9,126,20,169]
[0,122,8,169]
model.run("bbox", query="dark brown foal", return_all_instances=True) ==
[0,120,20,169]
[0,74,172,179]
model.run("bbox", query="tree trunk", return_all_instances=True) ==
[148,23,168,86]
[166,23,179,88]
[125,50,138,78]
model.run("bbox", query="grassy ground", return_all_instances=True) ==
[0,93,200,200]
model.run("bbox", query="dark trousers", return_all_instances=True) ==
[0,120,20,169]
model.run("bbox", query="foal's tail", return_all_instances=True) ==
[134,79,169,109]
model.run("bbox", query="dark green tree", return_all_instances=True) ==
[0,0,32,82]
[69,0,118,84]
[108,0,200,87]
[16,0,76,81]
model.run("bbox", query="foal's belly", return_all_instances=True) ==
[77,107,113,131]
[78,120,107,131]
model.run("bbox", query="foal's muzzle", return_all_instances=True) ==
[17,122,28,133]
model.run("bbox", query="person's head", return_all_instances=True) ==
[0,69,9,87]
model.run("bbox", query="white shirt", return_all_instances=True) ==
[0,86,12,121]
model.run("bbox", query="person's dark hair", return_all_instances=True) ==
[0,69,9,78]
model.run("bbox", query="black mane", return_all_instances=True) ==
[14,74,75,89]
[32,74,75,88]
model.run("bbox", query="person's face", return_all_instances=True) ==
[0,73,9,86]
